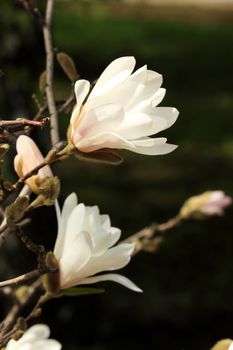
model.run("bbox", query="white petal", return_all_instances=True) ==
[79,273,142,292]
[118,113,168,140]
[152,107,179,129]
[70,80,90,126]
[126,137,178,155]
[152,88,166,107]
[63,204,86,252]
[77,104,124,137]
[23,324,50,340]
[54,194,77,259]
[76,131,135,153]
[129,65,147,83]
[89,57,136,98]
[76,243,135,280]
[59,231,92,289]
[32,339,62,350]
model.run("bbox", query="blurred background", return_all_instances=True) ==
[1,0,233,349]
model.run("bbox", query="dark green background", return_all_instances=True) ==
[0,1,233,349]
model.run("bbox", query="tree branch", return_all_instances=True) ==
[42,0,60,146]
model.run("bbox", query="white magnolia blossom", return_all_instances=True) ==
[6,324,61,350]
[54,193,142,292]
[14,135,53,193]
[229,343,233,350]
[69,56,178,155]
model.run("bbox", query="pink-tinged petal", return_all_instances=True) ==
[15,135,52,179]
[78,273,142,292]
[88,57,136,98]
[71,80,90,126]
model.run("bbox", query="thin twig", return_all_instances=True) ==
[0,270,42,289]
[42,0,60,146]
[122,214,182,255]
[0,118,49,128]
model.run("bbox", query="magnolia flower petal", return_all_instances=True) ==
[63,204,86,251]
[22,324,50,340]
[118,113,168,140]
[59,231,92,289]
[54,194,77,259]
[76,243,135,279]
[126,137,178,155]
[91,227,122,255]
[152,88,166,107]
[78,273,142,292]
[78,104,124,137]
[129,64,147,83]
[70,80,90,126]
[76,131,135,153]
[89,56,136,98]
[152,107,179,129]
[128,70,163,109]
[31,340,62,350]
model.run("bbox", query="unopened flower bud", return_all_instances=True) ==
[14,135,53,194]
[211,339,233,350]
[179,191,232,220]
[42,252,60,294]
[57,52,79,82]
[6,196,29,225]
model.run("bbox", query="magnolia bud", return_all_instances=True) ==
[179,191,232,220]
[57,52,79,82]
[42,252,60,294]
[6,196,29,225]
[211,339,233,350]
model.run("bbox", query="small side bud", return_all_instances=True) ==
[6,196,29,226]
[179,191,232,220]
[211,339,233,350]
[39,70,47,95]
[0,143,10,158]
[42,251,60,294]
[38,176,60,206]
[57,52,79,82]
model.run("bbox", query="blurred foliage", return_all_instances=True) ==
[0,1,233,350]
